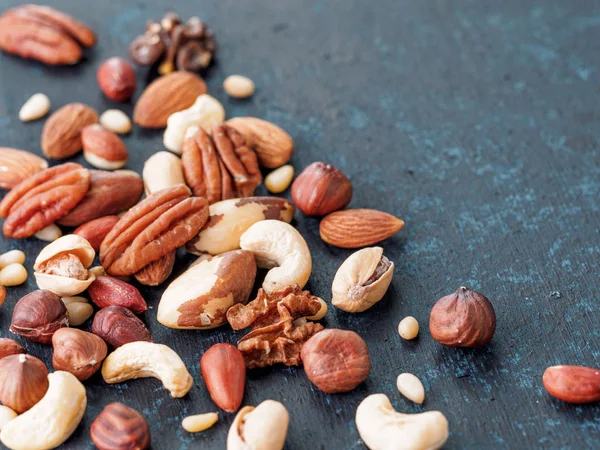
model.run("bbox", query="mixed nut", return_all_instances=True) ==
[0,3,586,450]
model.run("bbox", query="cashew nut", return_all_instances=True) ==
[0,371,87,450]
[101,341,193,398]
[240,220,312,294]
[227,400,289,450]
[355,394,448,450]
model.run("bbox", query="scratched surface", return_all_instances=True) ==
[0,0,600,448]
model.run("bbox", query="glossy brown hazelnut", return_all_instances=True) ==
[0,338,26,360]
[97,57,137,102]
[52,328,108,381]
[0,354,49,413]
[91,402,151,450]
[301,329,370,394]
[429,286,496,348]
[10,290,69,344]
[92,306,152,348]
[291,162,353,216]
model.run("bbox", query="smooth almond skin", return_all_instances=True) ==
[134,72,208,128]
[543,365,600,404]
[320,209,404,248]
[0,148,48,189]
[133,250,176,286]
[88,276,147,314]
[200,344,246,412]
[74,215,120,252]
[226,117,293,168]
[81,124,128,170]
[41,103,98,159]
[158,250,256,329]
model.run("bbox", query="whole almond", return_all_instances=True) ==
[200,343,246,412]
[133,250,176,286]
[543,365,600,404]
[57,170,143,227]
[88,276,147,314]
[82,124,128,170]
[226,117,293,168]
[320,209,404,248]
[74,216,120,251]
[41,103,98,159]
[0,148,48,189]
[134,72,207,128]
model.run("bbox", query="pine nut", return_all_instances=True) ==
[0,264,27,286]
[66,302,94,326]
[61,296,89,306]
[265,165,294,193]
[0,250,25,270]
[34,224,63,242]
[0,405,17,430]
[19,93,51,122]
[396,373,425,404]
[223,75,255,99]
[398,316,419,340]
[99,109,132,134]
[182,412,218,433]
[306,297,328,320]
[89,266,106,277]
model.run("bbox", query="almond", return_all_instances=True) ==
[73,216,120,252]
[200,343,246,412]
[134,72,207,128]
[0,148,48,189]
[82,124,128,170]
[320,209,404,248]
[133,250,176,286]
[226,117,293,168]
[88,276,147,314]
[543,365,600,404]
[41,103,98,159]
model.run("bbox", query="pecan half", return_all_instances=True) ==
[226,285,324,368]
[100,185,209,276]
[0,163,90,238]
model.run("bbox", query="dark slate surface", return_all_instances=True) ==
[1,0,600,448]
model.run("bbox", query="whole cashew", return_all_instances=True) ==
[240,220,312,293]
[355,394,448,450]
[227,400,289,450]
[0,371,87,450]
[101,341,193,398]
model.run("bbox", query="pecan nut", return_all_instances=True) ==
[100,185,209,276]
[226,285,324,368]
[57,170,143,227]
[0,163,90,238]
[181,125,261,204]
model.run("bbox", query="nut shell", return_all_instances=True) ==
[301,329,370,393]
[92,306,152,348]
[97,57,137,102]
[292,162,353,216]
[52,328,108,381]
[429,286,496,348]
[0,354,49,413]
[91,402,151,450]
[10,290,69,344]
[200,344,246,412]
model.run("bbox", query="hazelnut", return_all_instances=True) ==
[92,306,152,348]
[10,290,69,344]
[301,329,370,394]
[91,402,151,450]
[429,286,496,348]
[97,57,137,102]
[52,328,108,381]
[0,354,49,413]
[0,338,26,360]
[291,162,353,216]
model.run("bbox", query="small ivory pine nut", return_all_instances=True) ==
[265,165,294,194]
[0,264,27,286]
[306,297,328,320]
[0,250,25,269]
[182,413,219,433]
[0,405,17,430]
[398,316,419,340]
[19,93,51,122]
[34,223,63,242]
[396,373,425,404]
[66,302,94,326]
[89,266,107,277]
[99,109,132,134]
[223,75,255,99]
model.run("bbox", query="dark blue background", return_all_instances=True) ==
[1,0,599,448]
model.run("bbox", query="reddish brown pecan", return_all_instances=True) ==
[20,5,96,47]
[100,185,209,277]
[226,285,324,368]
[0,163,90,238]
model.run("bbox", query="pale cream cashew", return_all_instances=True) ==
[240,220,312,294]
[101,341,193,398]
[355,394,448,450]
[0,371,87,450]
[227,400,289,450]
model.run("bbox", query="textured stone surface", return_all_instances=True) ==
[1,0,600,448]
